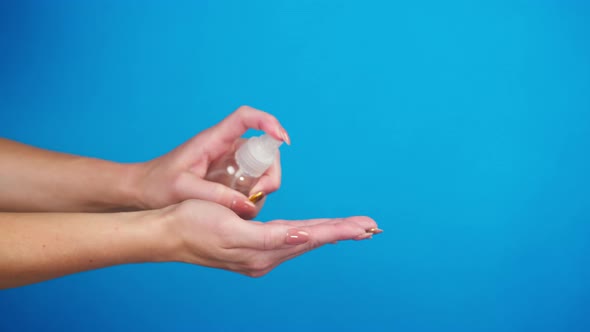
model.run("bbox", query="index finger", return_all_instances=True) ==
[200,106,289,162]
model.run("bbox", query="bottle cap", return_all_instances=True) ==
[235,134,283,178]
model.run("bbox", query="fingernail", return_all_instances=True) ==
[367,228,384,234]
[354,233,373,240]
[285,229,309,245]
[232,199,256,211]
[280,128,291,145]
[248,191,265,204]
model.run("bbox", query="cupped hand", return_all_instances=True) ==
[161,199,380,277]
[133,106,289,219]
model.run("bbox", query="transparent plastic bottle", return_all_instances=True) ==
[205,134,283,196]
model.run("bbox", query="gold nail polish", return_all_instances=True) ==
[248,191,265,204]
[367,228,383,234]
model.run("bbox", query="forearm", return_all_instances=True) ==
[0,209,174,289]
[0,138,142,212]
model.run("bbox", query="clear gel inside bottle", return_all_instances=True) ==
[205,134,283,196]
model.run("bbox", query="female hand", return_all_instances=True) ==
[133,106,289,219]
[161,199,380,277]
[0,198,380,288]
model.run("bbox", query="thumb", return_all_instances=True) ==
[237,222,310,250]
[176,173,257,216]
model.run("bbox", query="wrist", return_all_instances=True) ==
[117,162,150,211]
[72,159,148,212]
[131,207,183,263]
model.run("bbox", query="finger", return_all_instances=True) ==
[268,218,336,227]
[269,219,348,247]
[200,106,289,162]
[175,172,257,216]
[273,217,377,260]
[240,195,264,220]
[297,217,377,246]
[228,222,307,250]
[270,216,378,231]
[233,216,376,250]
[249,150,282,196]
[247,217,378,274]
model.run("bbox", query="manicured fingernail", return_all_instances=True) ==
[232,199,256,211]
[285,229,309,245]
[248,191,265,204]
[354,233,373,240]
[367,228,383,234]
[280,128,291,145]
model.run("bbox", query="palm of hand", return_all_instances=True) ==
[167,199,378,278]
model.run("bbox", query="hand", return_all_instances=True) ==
[161,199,380,277]
[133,106,289,219]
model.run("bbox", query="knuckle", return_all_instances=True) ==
[235,105,254,116]
[267,179,281,193]
[170,174,187,201]
[262,228,272,250]
[236,105,275,122]
[211,184,232,208]
[265,114,280,127]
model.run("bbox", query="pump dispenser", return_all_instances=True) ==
[205,134,283,196]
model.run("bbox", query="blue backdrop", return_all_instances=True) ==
[1,1,589,331]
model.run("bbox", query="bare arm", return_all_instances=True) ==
[0,209,168,288]
[0,138,141,212]
[0,199,379,289]
[0,106,288,217]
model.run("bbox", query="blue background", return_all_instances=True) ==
[1,1,589,331]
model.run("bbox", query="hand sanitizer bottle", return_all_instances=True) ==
[205,134,283,196]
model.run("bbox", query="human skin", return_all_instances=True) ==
[0,106,289,219]
[0,106,380,288]
[0,199,378,289]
